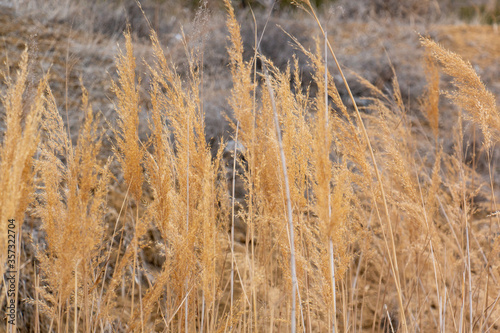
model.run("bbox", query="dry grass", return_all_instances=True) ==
[1,1,500,332]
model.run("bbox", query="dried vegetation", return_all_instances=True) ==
[1,0,500,332]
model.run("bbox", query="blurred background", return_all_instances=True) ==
[1,0,499,145]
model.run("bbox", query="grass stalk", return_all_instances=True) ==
[466,229,473,333]
[185,90,190,333]
[230,121,239,327]
[131,207,138,321]
[74,260,79,333]
[251,16,258,332]
[329,239,337,333]
[262,58,299,333]
[324,29,338,333]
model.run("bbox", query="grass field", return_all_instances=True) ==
[1,0,500,332]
